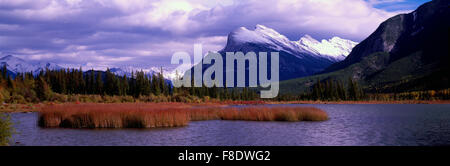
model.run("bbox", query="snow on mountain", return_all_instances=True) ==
[109,66,178,80]
[61,63,178,80]
[212,24,359,80]
[296,35,357,60]
[0,55,180,81]
[228,24,357,61]
[109,66,159,77]
[0,55,62,75]
[231,25,293,51]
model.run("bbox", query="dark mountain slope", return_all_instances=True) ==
[323,0,450,73]
[280,0,450,94]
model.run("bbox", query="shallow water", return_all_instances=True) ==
[9,104,450,146]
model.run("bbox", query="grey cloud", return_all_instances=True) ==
[0,0,411,68]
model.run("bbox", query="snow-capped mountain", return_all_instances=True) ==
[59,62,180,80]
[227,24,357,62]
[195,24,357,81]
[109,66,179,80]
[0,55,62,76]
[0,55,178,80]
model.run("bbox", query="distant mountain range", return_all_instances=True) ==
[0,55,174,79]
[190,24,357,84]
[280,0,450,94]
[0,55,63,76]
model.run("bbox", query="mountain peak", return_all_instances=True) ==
[0,55,62,75]
[299,35,319,44]
[330,36,345,42]
[228,25,272,44]
[0,55,24,62]
[1,55,13,59]
[254,24,282,36]
[229,24,291,44]
[296,35,358,60]
[255,24,268,30]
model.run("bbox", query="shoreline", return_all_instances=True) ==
[266,100,450,105]
[1,100,450,113]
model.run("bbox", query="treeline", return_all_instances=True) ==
[0,64,448,104]
[175,86,258,101]
[295,78,365,101]
[274,78,450,101]
[367,89,450,101]
[42,67,170,97]
[0,66,257,103]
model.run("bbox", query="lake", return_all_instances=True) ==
[9,104,450,146]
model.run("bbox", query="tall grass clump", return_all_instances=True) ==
[217,107,328,121]
[38,103,328,129]
[0,113,13,146]
[39,103,190,128]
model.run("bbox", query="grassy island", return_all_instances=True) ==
[38,103,328,128]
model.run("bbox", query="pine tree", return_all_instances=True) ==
[337,81,346,100]
[35,76,52,101]
[78,67,85,94]
[105,68,118,95]
[151,73,160,96]
[88,70,95,94]
[95,71,103,94]
[1,64,7,80]
[347,78,362,101]
[121,75,128,96]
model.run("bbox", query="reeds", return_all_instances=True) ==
[217,107,328,121]
[38,103,328,128]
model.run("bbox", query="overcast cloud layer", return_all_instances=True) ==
[0,0,427,68]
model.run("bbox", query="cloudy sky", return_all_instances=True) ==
[0,0,430,69]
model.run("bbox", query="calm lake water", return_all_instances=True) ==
[9,104,450,146]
